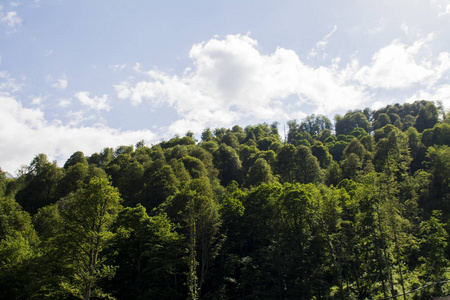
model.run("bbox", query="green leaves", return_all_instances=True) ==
[57,177,122,299]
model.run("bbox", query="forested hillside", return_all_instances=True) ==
[2,100,450,299]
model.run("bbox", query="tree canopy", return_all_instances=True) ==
[2,100,450,299]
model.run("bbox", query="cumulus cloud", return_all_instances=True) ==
[113,33,450,137]
[355,34,450,89]
[74,91,110,111]
[407,84,450,108]
[0,94,156,173]
[116,34,369,135]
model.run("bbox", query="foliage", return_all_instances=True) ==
[2,100,450,299]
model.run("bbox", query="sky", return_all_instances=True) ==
[1,0,450,173]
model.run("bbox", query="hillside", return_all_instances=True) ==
[1,100,450,299]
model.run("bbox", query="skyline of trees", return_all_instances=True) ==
[1,100,450,299]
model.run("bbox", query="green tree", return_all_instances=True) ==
[64,151,88,170]
[276,144,297,183]
[0,197,39,299]
[414,101,439,133]
[295,145,323,184]
[58,177,122,300]
[59,162,89,197]
[299,114,332,136]
[311,142,333,169]
[139,160,179,210]
[104,204,183,299]
[373,113,391,130]
[335,111,370,136]
[201,128,213,142]
[15,154,63,214]
[88,147,114,168]
[425,146,450,213]
[244,158,276,188]
[182,156,209,179]
[214,144,244,186]
[162,178,222,298]
[418,211,449,296]
[222,132,240,149]
[422,123,450,147]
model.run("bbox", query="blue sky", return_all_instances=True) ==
[1,0,450,173]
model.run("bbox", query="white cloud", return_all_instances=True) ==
[438,4,450,16]
[407,84,450,108]
[0,71,23,92]
[31,96,42,105]
[367,17,387,35]
[133,62,142,72]
[58,98,71,107]
[355,34,450,89]
[110,64,128,71]
[0,10,22,30]
[74,91,110,111]
[401,24,408,35]
[309,25,337,58]
[113,33,450,137]
[46,74,68,90]
[0,94,156,173]
[116,34,369,135]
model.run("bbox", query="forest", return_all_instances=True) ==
[1,100,450,299]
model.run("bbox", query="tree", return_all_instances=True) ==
[295,145,323,184]
[222,132,240,149]
[421,123,450,147]
[276,144,297,183]
[299,114,332,136]
[64,151,88,170]
[425,146,450,213]
[15,154,63,214]
[341,153,362,180]
[311,142,333,169]
[0,197,38,299]
[59,162,89,197]
[414,101,439,133]
[418,211,449,296]
[373,113,391,130]
[244,158,276,188]
[0,168,6,197]
[182,156,209,179]
[335,111,370,136]
[162,178,222,298]
[104,205,183,299]
[343,138,366,160]
[201,128,213,142]
[214,144,243,186]
[88,147,114,168]
[139,161,179,210]
[58,177,122,300]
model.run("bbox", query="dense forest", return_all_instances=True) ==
[2,100,450,299]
